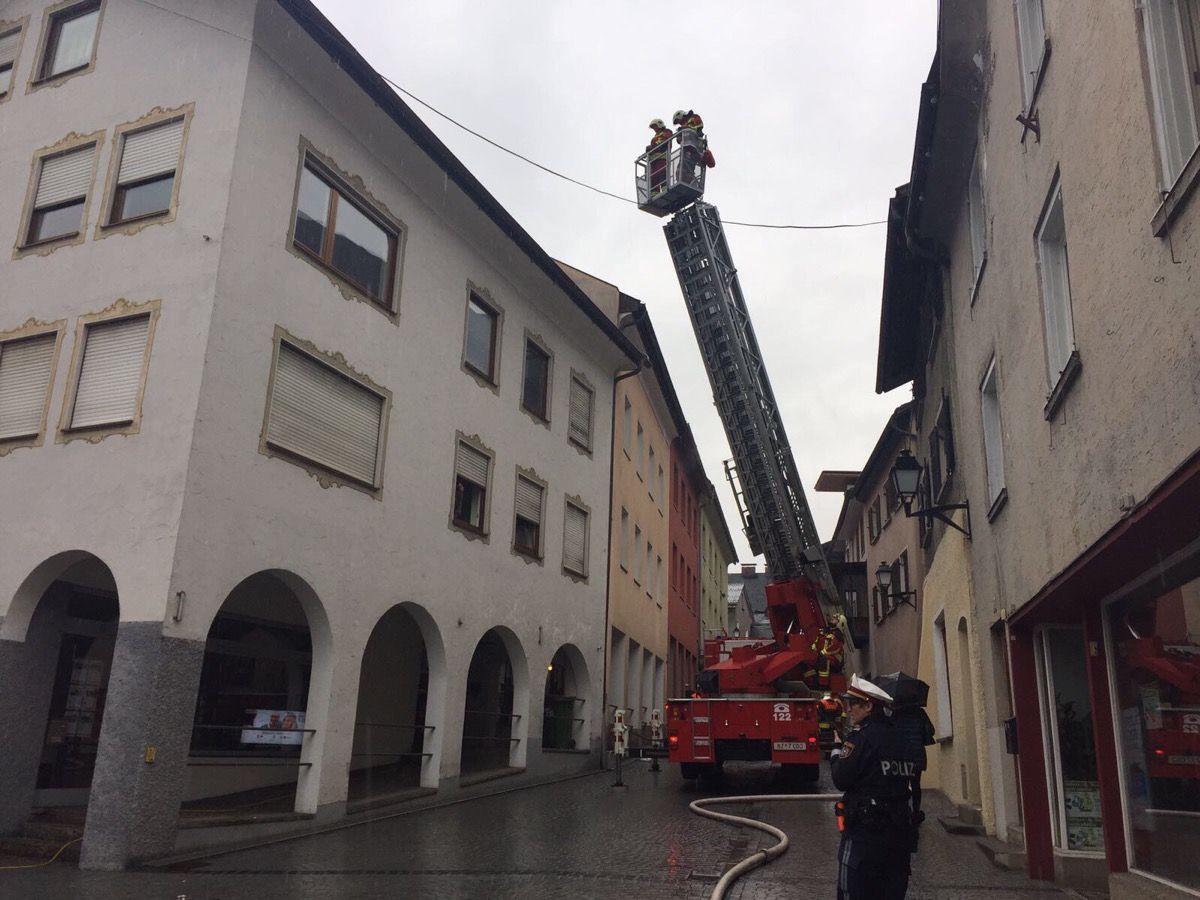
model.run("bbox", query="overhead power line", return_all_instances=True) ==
[383,78,886,232]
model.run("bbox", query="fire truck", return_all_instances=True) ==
[635,129,850,782]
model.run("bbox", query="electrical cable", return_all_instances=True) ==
[0,837,82,871]
[688,792,840,900]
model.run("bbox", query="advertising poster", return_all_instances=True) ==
[240,709,306,746]
[1063,779,1104,851]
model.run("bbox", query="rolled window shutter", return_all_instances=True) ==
[568,377,592,446]
[70,316,150,429]
[563,504,587,574]
[0,30,20,68]
[266,342,384,485]
[455,441,489,486]
[118,118,184,184]
[35,145,95,207]
[514,476,543,523]
[0,334,56,439]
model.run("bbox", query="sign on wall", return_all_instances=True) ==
[240,709,306,746]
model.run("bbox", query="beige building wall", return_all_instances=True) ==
[699,489,736,640]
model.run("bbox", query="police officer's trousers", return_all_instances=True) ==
[836,832,910,900]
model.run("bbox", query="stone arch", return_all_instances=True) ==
[183,569,332,816]
[542,643,592,751]
[351,601,447,796]
[460,626,529,775]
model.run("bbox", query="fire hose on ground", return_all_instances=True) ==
[688,793,841,900]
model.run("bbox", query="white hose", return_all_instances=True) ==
[689,793,841,900]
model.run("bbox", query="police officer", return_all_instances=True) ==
[831,675,920,900]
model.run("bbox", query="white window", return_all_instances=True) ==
[980,358,1006,505]
[1141,0,1200,188]
[453,439,490,533]
[513,474,544,557]
[633,524,643,584]
[1015,0,1047,108]
[563,501,588,577]
[39,1,100,82]
[0,27,22,97]
[622,397,632,453]
[108,116,184,225]
[968,146,987,286]
[26,143,96,245]
[568,374,593,450]
[932,612,954,738]
[1035,178,1076,385]
[265,341,386,487]
[0,333,56,440]
[619,507,629,569]
[68,315,150,431]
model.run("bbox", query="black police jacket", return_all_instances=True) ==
[831,712,920,833]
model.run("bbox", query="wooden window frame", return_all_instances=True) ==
[96,104,193,237]
[519,331,552,425]
[0,319,65,455]
[16,131,104,257]
[562,495,590,580]
[567,369,595,453]
[449,432,494,540]
[512,467,547,561]
[31,0,103,90]
[0,18,29,104]
[461,284,502,387]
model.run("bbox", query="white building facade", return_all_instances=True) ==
[0,0,637,869]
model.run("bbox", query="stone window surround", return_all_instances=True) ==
[257,325,392,497]
[57,297,160,445]
[94,103,195,240]
[460,281,503,393]
[448,430,494,543]
[518,328,553,428]
[561,493,591,582]
[14,128,105,259]
[27,0,105,95]
[0,16,31,106]
[0,317,66,456]
[511,464,547,564]
[285,137,407,321]
[567,367,596,456]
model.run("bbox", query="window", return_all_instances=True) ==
[25,142,96,246]
[929,399,956,499]
[647,445,656,495]
[932,612,953,737]
[980,358,1006,508]
[513,474,544,557]
[67,314,151,431]
[622,397,632,454]
[883,475,897,522]
[633,525,643,583]
[657,465,665,508]
[636,422,644,479]
[645,542,654,596]
[38,1,100,83]
[562,501,588,577]
[568,373,593,450]
[1141,0,1200,190]
[264,339,387,487]
[463,292,498,382]
[292,157,399,309]
[106,116,184,225]
[0,26,22,97]
[520,338,550,421]
[868,496,882,543]
[619,507,629,570]
[452,439,489,533]
[1036,177,1077,387]
[655,555,663,601]
[1014,0,1047,109]
[897,551,910,606]
[0,332,57,441]
[968,146,987,289]
[872,586,883,623]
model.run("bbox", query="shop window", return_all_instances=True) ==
[1108,574,1200,891]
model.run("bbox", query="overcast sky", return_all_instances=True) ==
[312,0,938,565]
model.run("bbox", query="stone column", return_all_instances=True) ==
[0,593,66,833]
[79,622,205,870]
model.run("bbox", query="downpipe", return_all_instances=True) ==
[689,792,840,900]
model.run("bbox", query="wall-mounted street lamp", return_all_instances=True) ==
[874,562,916,609]
[889,449,972,539]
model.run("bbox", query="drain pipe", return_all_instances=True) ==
[689,792,840,900]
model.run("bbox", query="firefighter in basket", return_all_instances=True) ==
[804,619,846,690]
[831,675,921,900]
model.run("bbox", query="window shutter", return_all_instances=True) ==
[0,30,20,68]
[35,145,95,208]
[70,316,150,429]
[0,334,56,439]
[515,476,543,523]
[564,503,587,574]
[118,118,184,184]
[568,377,592,446]
[455,441,489,487]
[1143,0,1200,185]
[266,342,384,485]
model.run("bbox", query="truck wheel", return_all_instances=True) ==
[680,763,700,780]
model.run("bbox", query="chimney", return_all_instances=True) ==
[740,563,757,578]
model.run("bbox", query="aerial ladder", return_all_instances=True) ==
[636,127,849,780]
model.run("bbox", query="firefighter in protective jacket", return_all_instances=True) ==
[831,675,920,900]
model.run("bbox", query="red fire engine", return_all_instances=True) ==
[635,132,852,782]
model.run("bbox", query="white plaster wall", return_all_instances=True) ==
[0,1,255,628]
[157,0,624,799]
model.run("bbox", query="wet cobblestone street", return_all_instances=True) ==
[2,761,1077,899]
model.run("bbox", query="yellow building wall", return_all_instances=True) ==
[699,506,734,640]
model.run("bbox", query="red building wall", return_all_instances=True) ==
[668,441,701,697]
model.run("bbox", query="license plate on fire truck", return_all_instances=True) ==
[773,741,806,751]
[1168,755,1200,765]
